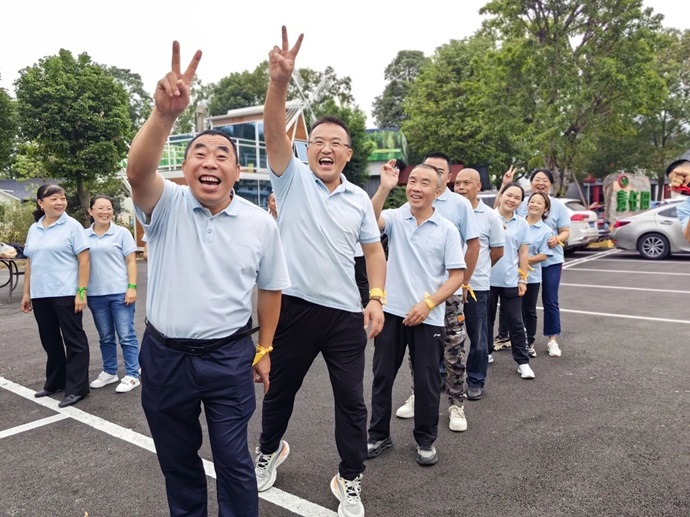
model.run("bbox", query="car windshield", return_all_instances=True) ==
[566,200,587,210]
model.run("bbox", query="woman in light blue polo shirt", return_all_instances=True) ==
[20,184,91,408]
[522,192,554,358]
[488,183,534,379]
[86,195,140,393]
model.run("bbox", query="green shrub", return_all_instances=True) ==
[0,202,36,244]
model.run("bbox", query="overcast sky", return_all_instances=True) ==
[2,1,689,126]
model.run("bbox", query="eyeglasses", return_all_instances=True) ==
[308,139,351,150]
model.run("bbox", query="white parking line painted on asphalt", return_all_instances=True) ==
[0,413,68,439]
[563,249,620,269]
[548,308,690,324]
[564,268,690,276]
[0,376,337,517]
[594,257,690,264]
[561,283,690,295]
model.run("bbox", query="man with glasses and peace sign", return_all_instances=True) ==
[127,42,290,516]
[254,26,387,517]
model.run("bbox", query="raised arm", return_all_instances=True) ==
[264,26,304,176]
[370,160,399,230]
[126,41,202,217]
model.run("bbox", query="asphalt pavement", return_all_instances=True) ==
[1,249,689,517]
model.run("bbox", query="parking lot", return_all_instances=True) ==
[1,248,690,516]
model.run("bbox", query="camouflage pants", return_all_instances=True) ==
[443,295,467,406]
[407,295,467,406]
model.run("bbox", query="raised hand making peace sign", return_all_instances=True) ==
[268,26,304,88]
[154,41,202,119]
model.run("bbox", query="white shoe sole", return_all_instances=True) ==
[90,377,119,389]
[256,441,290,492]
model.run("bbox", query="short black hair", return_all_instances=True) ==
[423,151,452,175]
[310,116,351,144]
[184,129,239,162]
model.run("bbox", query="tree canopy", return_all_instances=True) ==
[15,50,133,223]
[0,82,16,176]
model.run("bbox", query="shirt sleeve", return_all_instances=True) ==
[539,227,554,256]
[359,191,382,245]
[120,226,138,257]
[268,155,299,203]
[135,179,176,241]
[677,198,690,230]
[458,198,480,242]
[70,221,90,255]
[554,199,571,229]
[256,223,291,291]
[444,224,466,270]
[488,213,506,248]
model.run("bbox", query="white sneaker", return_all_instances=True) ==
[395,394,414,419]
[517,364,536,379]
[115,375,140,393]
[255,440,290,492]
[488,354,494,364]
[90,371,119,389]
[330,473,364,517]
[527,345,537,358]
[448,405,467,432]
[548,340,562,357]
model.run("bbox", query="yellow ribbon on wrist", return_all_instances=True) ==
[556,238,565,247]
[517,268,529,282]
[423,292,436,310]
[252,345,273,366]
[461,284,477,302]
[369,288,386,298]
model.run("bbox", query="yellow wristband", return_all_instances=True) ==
[369,288,386,299]
[423,292,435,310]
[461,284,477,302]
[518,268,529,281]
[556,238,565,247]
[252,345,274,366]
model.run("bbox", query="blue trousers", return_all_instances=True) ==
[140,330,258,517]
[464,290,489,388]
[88,293,140,377]
[541,264,563,337]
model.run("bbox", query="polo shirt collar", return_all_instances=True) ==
[401,204,441,225]
[314,172,355,194]
[86,222,115,236]
[495,207,518,223]
[530,219,545,228]
[185,188,238,216]
[475,199,488,213]
[437,187,453,201]
[38,211,68,229]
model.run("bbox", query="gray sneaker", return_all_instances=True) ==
[330,473,364,517]
[416,444,438,466]
[255,440,290,492]
[366,436,393,459]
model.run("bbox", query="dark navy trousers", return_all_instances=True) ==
[140,330,258,517]
[464,290,490,388]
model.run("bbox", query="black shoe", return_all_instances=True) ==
[466,386,483,400]
[35,388,62,398]
[416,445,438,466]
[366,436,393,459]
[58,394,85,408]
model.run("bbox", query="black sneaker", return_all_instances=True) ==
[466,385,483,400]
[416,445,438,466]
[366,436,393,459]
[493,335,511,350]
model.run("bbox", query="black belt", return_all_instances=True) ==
[145,320,259,356]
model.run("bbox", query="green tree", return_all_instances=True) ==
[0,81,17,177]
[372,50,428,128]
[104,66,153,129]
[15,50,133,224]
[175,77,213,134]
[207,63,270,116]
[402,35,512,173]
[475,0,665,192]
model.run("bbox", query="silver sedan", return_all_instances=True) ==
[611,199,690,259]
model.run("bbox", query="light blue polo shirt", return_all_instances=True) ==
[677,197,690,231]
[490,209,531,288]
[86,222,137,296]
[468,200,505,292]
[24,212,90,299]
[381,205,465,327]
[526,219,554,284]
[135,180,290,339]
[269,156,380,313]
[517,196,570,266]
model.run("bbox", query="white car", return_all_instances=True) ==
[562,199,600,254]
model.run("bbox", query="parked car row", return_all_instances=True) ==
[611,198,690,260]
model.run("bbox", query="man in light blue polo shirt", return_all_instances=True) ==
[666,157,690,242]
[454,169,505,400]
[395,152,480,433]
[255,27,387,517]
[367,161,465,466]
[126,42,290,517]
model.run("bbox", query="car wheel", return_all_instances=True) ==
[637,233,670,260]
